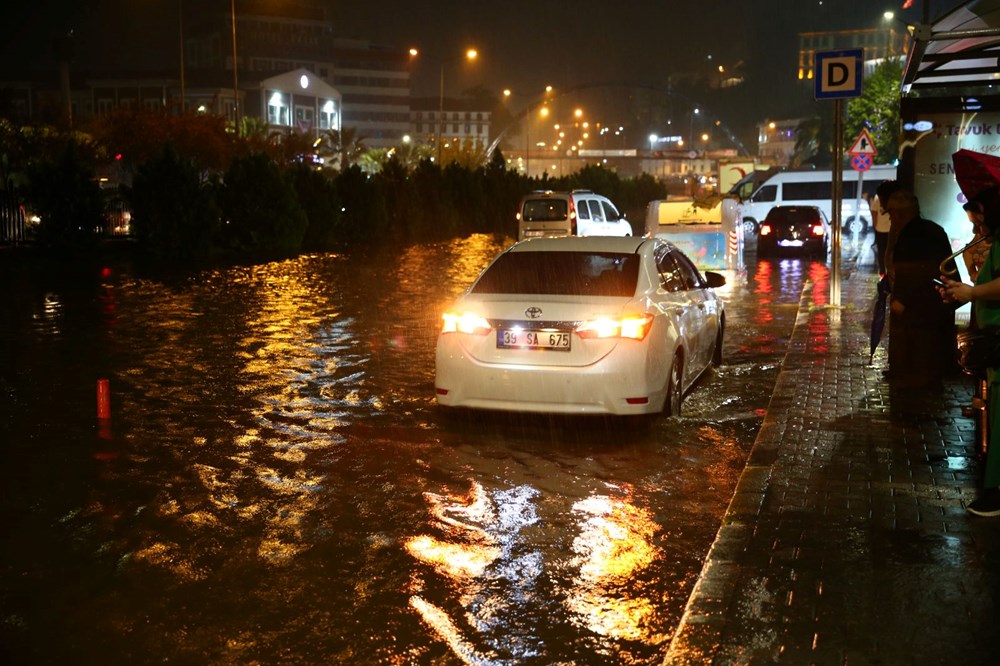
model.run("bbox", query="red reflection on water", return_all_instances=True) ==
[809,262,829,308]
[807,261,830,354]
[753,260,774,326]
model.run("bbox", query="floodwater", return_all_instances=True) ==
[0,233,872,664]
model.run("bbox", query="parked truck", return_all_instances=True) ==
[644,195,743,271]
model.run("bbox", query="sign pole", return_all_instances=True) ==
[832,99,843,307]
[814,48,863,308]
[854,168,865,235]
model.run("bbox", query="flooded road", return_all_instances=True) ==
[0,233,874,664]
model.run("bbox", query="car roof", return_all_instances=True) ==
[520,190,600,200]
[768,205,821,213]
[509,236,651,254]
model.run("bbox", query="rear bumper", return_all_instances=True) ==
[435,339,667,416]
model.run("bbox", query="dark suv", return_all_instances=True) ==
[757,205,829,259]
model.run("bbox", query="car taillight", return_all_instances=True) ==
[811,224,825,236]
[759,223,772,236]
[576,314,654,341]
[441,312,492,335]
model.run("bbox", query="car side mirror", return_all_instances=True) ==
[703,271,726,288]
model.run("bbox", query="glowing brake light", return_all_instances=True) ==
[441,312,492,335]
[759,223,772,236]
[811,224,826,236]
[576,314,654,341]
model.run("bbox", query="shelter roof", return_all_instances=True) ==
[901,0,1000,93]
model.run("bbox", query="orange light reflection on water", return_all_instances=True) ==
[564,489,665,645]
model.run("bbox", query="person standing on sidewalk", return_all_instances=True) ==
[941,187,1000,517]
[872,180,900,275]
[885,189,957,387]
[962,198,992,282]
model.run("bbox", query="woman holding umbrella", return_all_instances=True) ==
[940,185,1000,517]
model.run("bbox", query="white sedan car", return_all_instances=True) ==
[435,236,726,417]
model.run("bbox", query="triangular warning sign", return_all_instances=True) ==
[848,129,877,155]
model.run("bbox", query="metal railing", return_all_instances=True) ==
[0,190,26,244]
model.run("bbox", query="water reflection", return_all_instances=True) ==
[0,235,807,664]
[406,480,542,663]
[565,490,662,645]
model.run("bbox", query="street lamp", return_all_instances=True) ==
[503,85,551,178]
[689,107,700,146]
[437,48,478,164]
[230,0,240,131]
[178,0,185,112]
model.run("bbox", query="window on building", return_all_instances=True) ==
[268,92,288,126]
[319,100,336,130]
[295,106,314,128]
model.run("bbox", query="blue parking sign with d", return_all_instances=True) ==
[815,49,864,99]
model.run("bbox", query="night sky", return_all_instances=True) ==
[0,0,966,143]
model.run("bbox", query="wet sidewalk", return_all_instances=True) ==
[665,265,1000,664]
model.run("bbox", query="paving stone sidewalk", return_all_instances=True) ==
[665,267,1000,665]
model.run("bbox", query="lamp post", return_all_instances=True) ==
[231,0,240,132]
[178,0,185,112]
[504,86,553,178]
[529,93,553,178]
[437,48,478,164]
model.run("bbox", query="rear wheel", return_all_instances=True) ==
[664,352,683,417]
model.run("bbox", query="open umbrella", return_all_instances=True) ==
[869,273,891,363]
[952,149,1000,200]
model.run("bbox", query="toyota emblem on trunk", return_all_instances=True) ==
[525,307,543,319]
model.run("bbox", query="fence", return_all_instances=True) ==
[0,190,26,244]
[101,187,132,237]
[0,188,133,244]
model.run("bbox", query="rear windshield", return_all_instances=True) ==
[766,207,820,225]
[472,251,639,297]
[521,199,569,222]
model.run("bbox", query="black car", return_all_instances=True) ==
[757,205,830,259]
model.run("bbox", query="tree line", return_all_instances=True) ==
[0,108,668,264]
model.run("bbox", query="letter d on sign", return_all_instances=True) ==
[828,63,849,87]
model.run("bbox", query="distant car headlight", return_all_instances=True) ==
[576,313,654,341]
[441,312,492,335]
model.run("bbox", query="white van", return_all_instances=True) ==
[737,164,896,235]
[516,190,631,240]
